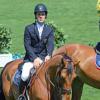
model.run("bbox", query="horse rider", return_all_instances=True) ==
[19,3,54,95]
[95,42,100,54]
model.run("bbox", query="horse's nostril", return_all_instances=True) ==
[67,89,71,95]
[62,88,71,95]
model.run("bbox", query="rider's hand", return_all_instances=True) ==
[45,55,51,62]
[33,57,43,68]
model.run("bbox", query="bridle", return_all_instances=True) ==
[61,55,73,94]
[63,55,73,81]
[56,55,73,95]
[46,54,73,96]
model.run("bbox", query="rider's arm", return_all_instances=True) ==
[46,29,54,57]
[24,26,37,61]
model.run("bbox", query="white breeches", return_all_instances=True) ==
[21,62,33,81]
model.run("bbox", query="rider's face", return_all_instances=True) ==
[36,12,46,23]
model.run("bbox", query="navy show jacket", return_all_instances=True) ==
[24,23,54,62]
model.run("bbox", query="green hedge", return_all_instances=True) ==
[0,25,12,53]
[47,21,66,48]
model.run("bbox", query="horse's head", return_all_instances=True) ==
[55,54,75,95]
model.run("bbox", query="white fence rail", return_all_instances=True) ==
[0,54,13,67]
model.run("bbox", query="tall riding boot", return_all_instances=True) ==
[19,79,27,94]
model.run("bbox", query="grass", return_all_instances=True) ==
[0,0,100,99]
[0,0,99,53]
[82,85,100,100]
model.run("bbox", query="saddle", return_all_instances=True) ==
[13,62,36,86]
[13,63,23,87]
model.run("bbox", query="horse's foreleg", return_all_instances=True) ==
[71,77,84,100]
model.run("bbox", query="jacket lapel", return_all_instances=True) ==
[34,24,40,41]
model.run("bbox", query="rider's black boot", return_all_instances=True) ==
[19,79,27,94]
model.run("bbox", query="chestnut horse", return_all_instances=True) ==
[53,43,100,100]
[0,54,75,100]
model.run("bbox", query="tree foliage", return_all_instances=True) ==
[47,21,66,48]
[0,25,12,53]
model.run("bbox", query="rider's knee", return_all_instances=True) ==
[21,62,33,81]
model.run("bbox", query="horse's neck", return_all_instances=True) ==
[53,44,79,57]
[66,44,79,56]
[36,56,63,88]
[54,44,80,65]
[53,45,67,56]
[43,55,63,79]
[45,55,63,69]
[38,56,62,78]
[66,44,81,65]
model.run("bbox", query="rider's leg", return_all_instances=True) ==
[19,62,34,94]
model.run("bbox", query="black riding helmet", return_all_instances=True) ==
[34,3,48,15]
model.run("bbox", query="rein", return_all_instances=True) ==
[45,71,55,87]
[29,62,51,100]
[30,62,48,88]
